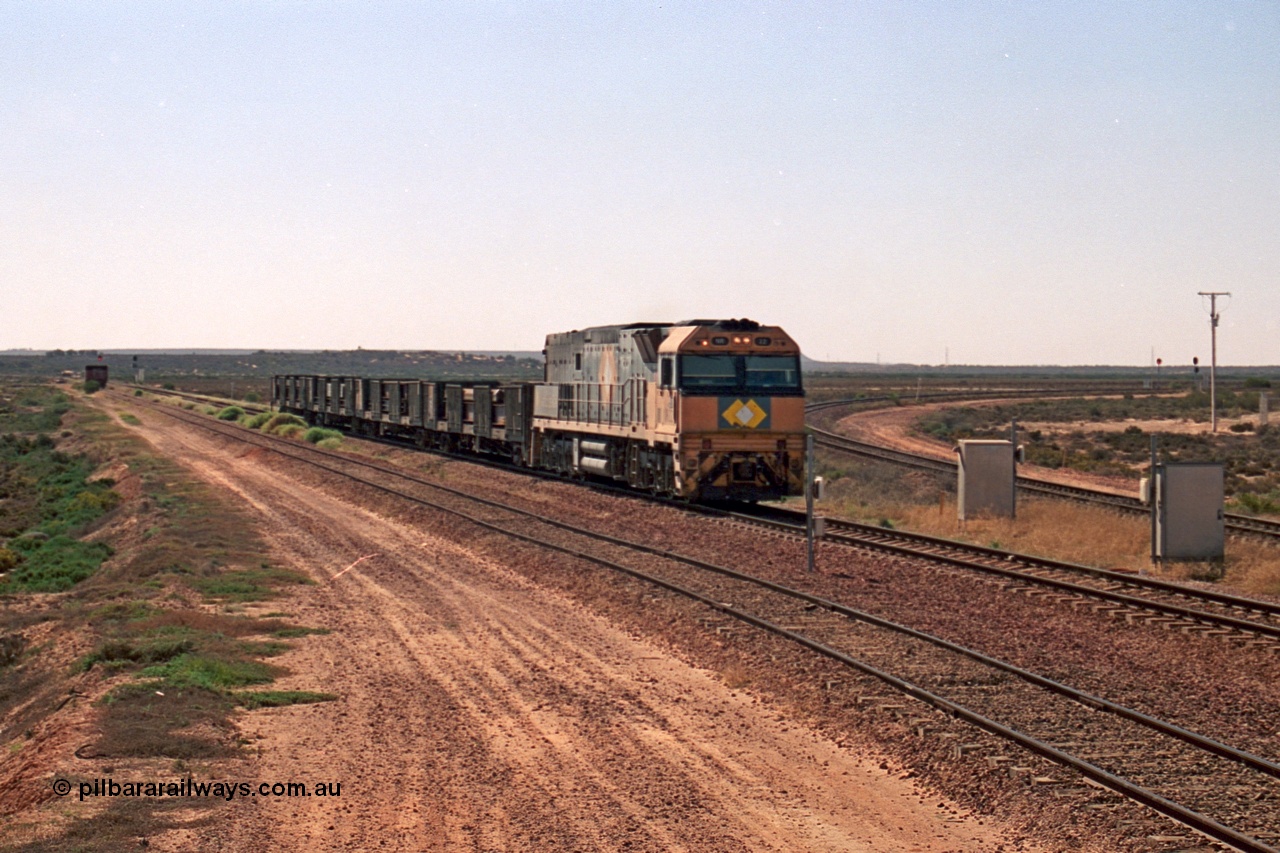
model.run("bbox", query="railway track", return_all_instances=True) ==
[115,391,1280,852]
[126,384,1280,644]
[139,383,1280,540]
[725,505,1280,644]
[809,424,1280,541]
[803,386,1138,414]
[124,385,265,412]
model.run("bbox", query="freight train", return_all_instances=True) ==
[272,319,806,501]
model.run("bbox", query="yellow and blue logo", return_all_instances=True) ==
[720,398,770,429]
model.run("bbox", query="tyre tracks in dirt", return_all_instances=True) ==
[106,397,1043,852]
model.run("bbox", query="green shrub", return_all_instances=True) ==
[216,406,245,421]
[244,412,273,430]
[276,424,306,439]
[316,437,344,450]
[0,547,19,572]
[83,380,101,394]
[66,488,121,516]
[162,383,175,390]
[235,690,337,709]
[189,564,312,601]
[139,654,276,690]
[262,413,307,435]
[1229,421,1255,433]
[133,389,143,397]
[1235,492,1280,515]
[243,392,261,403]
[0,536,112,592]
[81,638,195,671]
[303,427,342,445]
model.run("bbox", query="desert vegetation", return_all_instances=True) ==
[913,392,1280,514]
[0,382,334,848]
[814,450,1280,596]
[0,388,119,592]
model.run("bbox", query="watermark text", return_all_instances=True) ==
[53,776,342,801]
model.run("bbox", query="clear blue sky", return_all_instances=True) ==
[2,2,1277,364]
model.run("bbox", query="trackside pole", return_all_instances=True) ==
[806,433,815,573]
[1010,417,1018,521]
[1150,435,1158,566]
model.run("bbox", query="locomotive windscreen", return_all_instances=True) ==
[680,355,737,388]
[678,354,801,395]
[744,355,801,388]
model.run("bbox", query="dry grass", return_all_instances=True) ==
[814,451,1280,599]
[719,663,754,690]
[829,494,1280,598]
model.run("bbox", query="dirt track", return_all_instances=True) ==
[831,401,1139,496]
[108,399,1043,851]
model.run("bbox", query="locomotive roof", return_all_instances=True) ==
[563,319,764,335]
[675,319,763,331]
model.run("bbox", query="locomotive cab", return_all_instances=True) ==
[660,320,805,500]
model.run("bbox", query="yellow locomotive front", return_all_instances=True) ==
[661,320,805,501]
[533,318,804,502]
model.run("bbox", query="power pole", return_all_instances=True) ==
[1198,291,1230,432]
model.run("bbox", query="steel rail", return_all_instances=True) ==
[813,426,1142,505]
[126,394,1279,853]
[780,508,1280,620]
[143,382,1280,538]
[811,424,1280,539]
[719,508,1280,641]
[803,385,1150,414]
[122,389,1280,634]
[124,389,1280,636]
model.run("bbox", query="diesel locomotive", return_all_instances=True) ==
[272,319,805,501]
